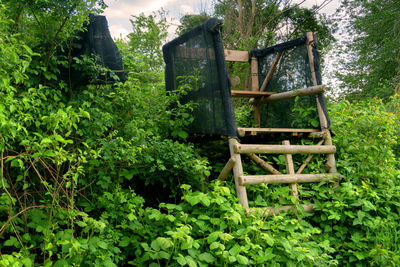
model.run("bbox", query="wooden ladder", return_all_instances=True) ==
[219,129,341,216]
[219,32,340,215]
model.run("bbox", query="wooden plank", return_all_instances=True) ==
[234,144,336,154]
[251,85,325,104]
[260,52,283,92]
[231,90,275,97]
[237,127,319,137]
[239,173,342,186]
[249,204,314,217]
[246,153,281,175]
[283,140,298,202]
[218,157,236,181]
[229,138,249,208]
[224,49,249,62]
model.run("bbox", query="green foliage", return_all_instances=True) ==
[127,11,168,71]
[337,0,400,99]
[214,0,335,51]
[176,12,211,35]
[1,1,400,266]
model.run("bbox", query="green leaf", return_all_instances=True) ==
[176,254,187,265]
[97,240,108,249]
[151,237,172,251]
[236,254,249,265]
[185,256,197,267]
[198,252,215,263]
[207,231,221,244]
[4,236,18,247]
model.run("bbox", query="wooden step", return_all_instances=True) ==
[231,90,275,97]
[234,144,336,154]
[240,173,342,186]
[237,127,319,137]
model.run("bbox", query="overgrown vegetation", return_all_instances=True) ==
[1,0,400,266]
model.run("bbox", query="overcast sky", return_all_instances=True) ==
[103,0,340,39]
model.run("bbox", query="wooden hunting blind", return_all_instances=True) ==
[162,19,340,216]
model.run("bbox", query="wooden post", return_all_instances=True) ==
[251,57,260,126]
[306,32,337,174]
[283,140,298,202]
[218,157,236,181]
[306,32,328,130]
[229,138,249,209]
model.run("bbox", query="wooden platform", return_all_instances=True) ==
[237,127,320,137]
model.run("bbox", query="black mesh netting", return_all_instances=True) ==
[64,14,126,85]
[250,35,330,128]
[162,18,237,138]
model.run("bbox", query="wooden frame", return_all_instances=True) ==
[216,33,339,216]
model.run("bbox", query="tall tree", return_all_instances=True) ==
[128,11,168,71]
[337,0,400,99]
[213,0,335,51]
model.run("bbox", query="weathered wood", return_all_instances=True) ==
[224,49,249,62]
[283,140,298,202]
[218,157,236,181]
[229,138,249,208]
[324,130,338,173]
[260,52,283,92]
[252,85,325,104]
[309,131,327,139]
[246,153,281,175]
[306,32,328,130]
[249,204,314,216]
[231,90,275,97]
[251,57,261,126]
[239,173,342,186]
[296,139,325,174]
[237,127,319,137]
[234,144,336,154]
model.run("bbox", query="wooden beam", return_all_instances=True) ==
[239,173,342,186]
[246,153,281,175]
[249,204,314,216]
[260,52,283,92]
[224,49,249,62]
[283,140,298,202]
[234,144,336,154]
[218,157,236,181]
[237,127,319,137]
[308,131,327,139]
[251,85,325,104]
[229,138,249,208]
[231,90,275,97]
